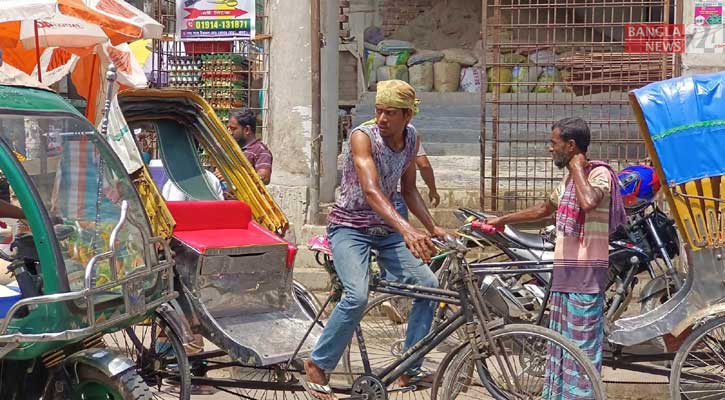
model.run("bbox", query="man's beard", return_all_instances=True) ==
[553,153,570,169]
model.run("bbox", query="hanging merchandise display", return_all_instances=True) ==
[164,43,258,121]
[175,0,256,41]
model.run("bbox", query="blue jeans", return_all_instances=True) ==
[310,224,438,375]
[392,192,409,220]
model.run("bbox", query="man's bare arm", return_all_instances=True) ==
[257,168,271,185]
[415,155,439,207]
[487,200,556,227]
[569,154,604,212]
[402,155,435,233]
[0,200,24,220]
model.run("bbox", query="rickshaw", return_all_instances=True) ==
[0,69,176,398]
[614,70,725,399]
[104,88,324,398]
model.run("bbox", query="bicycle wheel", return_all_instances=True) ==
[103,310,190,400]
[225,363,312,400]
[670,315,725,399]
[431,324,604,400]
[344,293,449,400]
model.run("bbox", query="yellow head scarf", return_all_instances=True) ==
[375,79,421,116]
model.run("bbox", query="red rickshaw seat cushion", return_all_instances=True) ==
[166,201,292,256]
[167,200,252,231]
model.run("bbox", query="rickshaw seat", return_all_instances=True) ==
[168,200,252,231]
[167,201,296,266]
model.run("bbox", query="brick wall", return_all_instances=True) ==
[381,0,434,37]
[339,51,358,103]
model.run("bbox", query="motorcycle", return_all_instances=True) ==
[455,197,683,324]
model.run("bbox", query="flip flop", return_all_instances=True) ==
[409,372,435,387]
[302,379,337,400]
[396,372,436,389]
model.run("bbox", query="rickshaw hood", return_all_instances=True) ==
[118,88,289,235]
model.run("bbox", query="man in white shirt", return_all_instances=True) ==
[161,170,224,201]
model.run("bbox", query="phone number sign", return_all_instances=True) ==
[176,0,255,41]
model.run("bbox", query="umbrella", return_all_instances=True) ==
[0,0,162,119]
[85,0,163,39]
[20,14,111,49]
[0,0,146,48]
[0,62,48,89]
[31,43,147,89]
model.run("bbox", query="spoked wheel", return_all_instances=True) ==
[431,324,604,400]
[670,315,725,399]
[344,294,451,400]
[224,364,312,400]
[103,311,190,399]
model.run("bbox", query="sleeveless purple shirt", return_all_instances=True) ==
[327,123,417,230]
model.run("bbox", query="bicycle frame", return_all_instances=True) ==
[336,243,524,394]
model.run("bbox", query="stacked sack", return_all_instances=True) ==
[363,30,416,90]
[362,28,569,94]
[487,49,572,94]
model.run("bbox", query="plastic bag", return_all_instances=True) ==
[528,49,559,66]
[365,51,385,90]
[104,96,144,173]
[377,65,409,83]
[511,64,540,93]
[460,67,483,93]
[364,26,384,45]
[534,67,560,93]
[386,51,411,66]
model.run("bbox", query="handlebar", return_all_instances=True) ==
[431,234,465,252]
[470,221,504,234]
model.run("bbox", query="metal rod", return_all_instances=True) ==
[33,21,42,83]
[480,0,488,210]
[469,259,554,268]
[470,267,554,275]
[100,65,118,137]
[374,287,461,305]
[283,294,333,372]
[307,0,322,225]
[377,280,461,297]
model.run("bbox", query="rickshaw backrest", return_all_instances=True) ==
[168,200,252,231]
